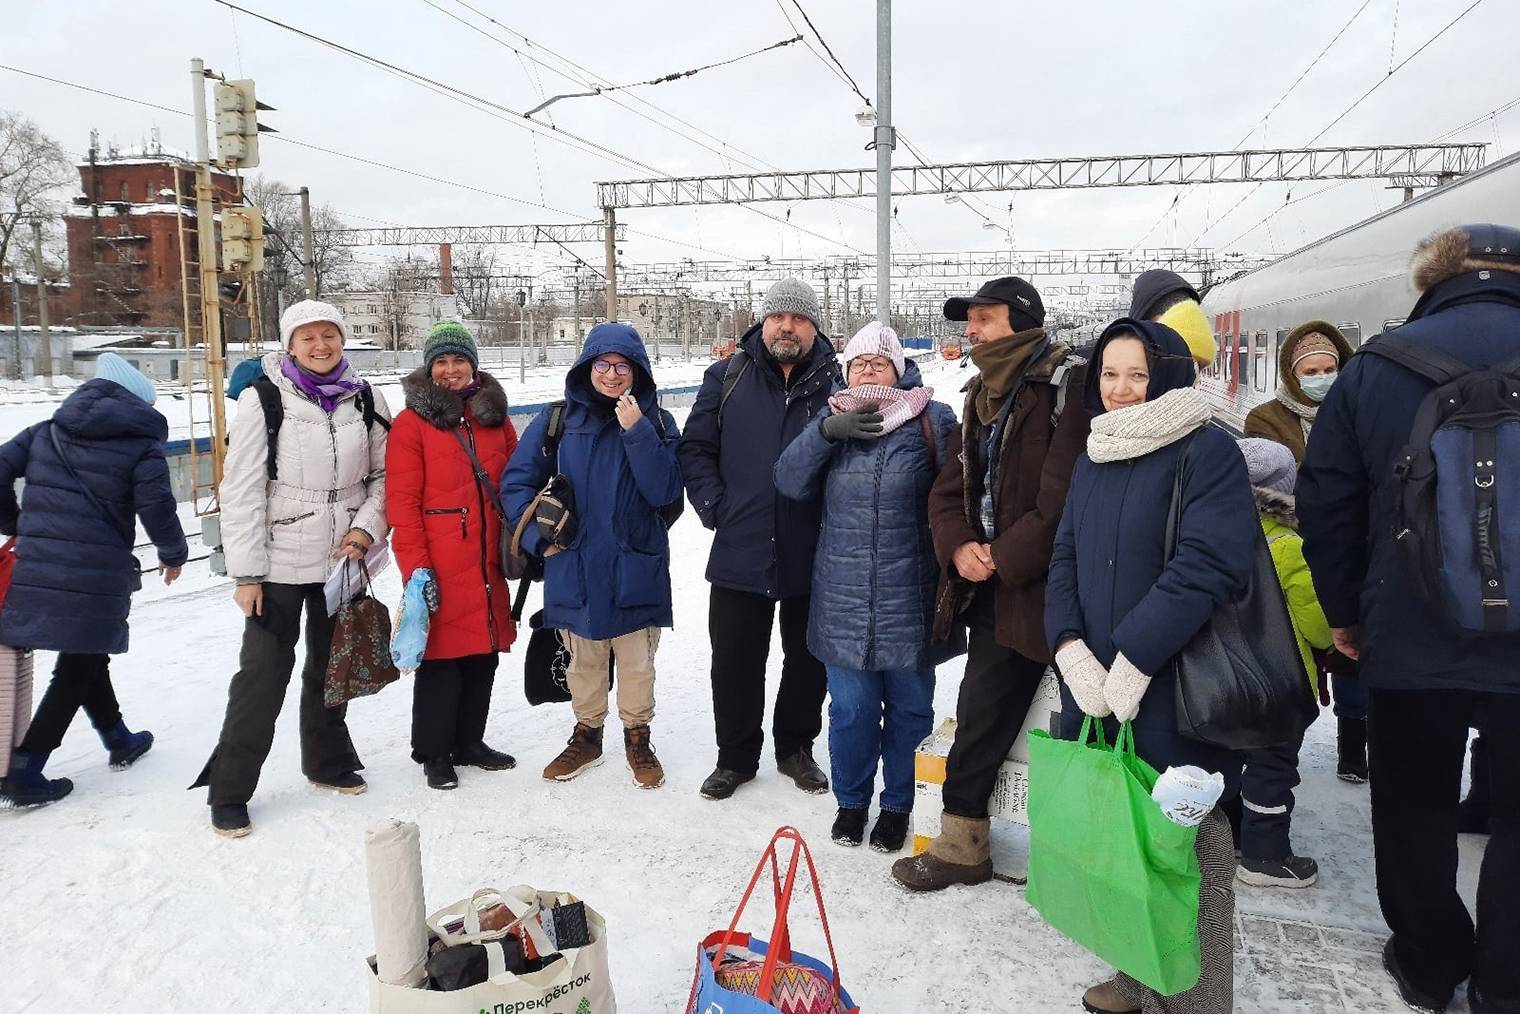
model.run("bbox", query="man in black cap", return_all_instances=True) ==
[1299,224,1520,1014]
[892,277,1090,891]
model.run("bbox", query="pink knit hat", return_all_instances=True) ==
[841,321,905,380]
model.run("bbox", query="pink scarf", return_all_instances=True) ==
[828,384,934,434]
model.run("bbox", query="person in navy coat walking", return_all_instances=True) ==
[1045,319,1255,1014]
[0,354,187,808]
[776,322,958,853]
[502,323,682,789]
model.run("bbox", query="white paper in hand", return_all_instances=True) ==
[324,541,391,616]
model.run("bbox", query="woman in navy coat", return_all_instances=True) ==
[775,323,958,853]
[1044,319,1255,1014]
[0,355,187,808]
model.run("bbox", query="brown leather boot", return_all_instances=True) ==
[542,723,604,781]
[624,725,664,789]
[1081,980,1140,1013]
[890,813,994,892]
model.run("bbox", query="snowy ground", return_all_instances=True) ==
[0,355,1489,1013]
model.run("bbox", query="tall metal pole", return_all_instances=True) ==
[299,186,315,298]
[517,299,526,385]
[874,0,893,324]
[11,275,23,379]
[31,220,52,384]
[603,207,617,321]
[192,57,228,487]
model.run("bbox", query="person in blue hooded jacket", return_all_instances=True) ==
[501,323,682,789]
[1045,319,1255,1014]
[0,353,188,808]
[775,322,957,853]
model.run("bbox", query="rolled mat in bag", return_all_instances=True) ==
[366,818,429,987]
[0,647,33,778]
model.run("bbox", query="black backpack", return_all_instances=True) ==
[1361,332,1520,636]
[541,398,685,529]
[250,376,390,481]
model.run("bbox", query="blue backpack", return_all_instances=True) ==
[1363,332,1520,636]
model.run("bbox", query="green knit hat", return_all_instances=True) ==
[424,321,478,372]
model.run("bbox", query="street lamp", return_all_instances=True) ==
[268,262,289,324]
[516,289,527,385]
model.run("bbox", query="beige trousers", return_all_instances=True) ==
[559,627,660,729]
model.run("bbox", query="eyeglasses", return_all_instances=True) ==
[848,357,894,375]
[592,359,632,376]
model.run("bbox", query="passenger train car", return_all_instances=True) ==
[1197,149,1520,431]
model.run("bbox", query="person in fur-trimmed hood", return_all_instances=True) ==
[1298,224,1520,1014]
[1230,438,1331,893]
[386,322,519,792]
[1243,321,1355,463]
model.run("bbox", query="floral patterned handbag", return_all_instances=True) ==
[325,559,401,707]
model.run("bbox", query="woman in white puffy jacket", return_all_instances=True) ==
[191,300,390,838]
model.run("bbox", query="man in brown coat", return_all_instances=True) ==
[892,277,1090,891]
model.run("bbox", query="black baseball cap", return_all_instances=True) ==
[943,276,1045,331]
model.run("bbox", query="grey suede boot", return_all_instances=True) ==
[890,813,994,892]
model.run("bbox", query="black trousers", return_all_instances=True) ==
[17,653,120,755]
[708,585,825,774]
[1370,687,1520,1006]
[942,589,1048,819]
[1238,729,1305,860]
[195,583,362,806]
[411,652,498,762]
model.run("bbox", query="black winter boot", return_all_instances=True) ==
[0,751,73,809]
[100,720,154,770]
[831,807,868,846]
[1337,718,1369,783]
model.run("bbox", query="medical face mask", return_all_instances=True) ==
[1299,373,1336,402]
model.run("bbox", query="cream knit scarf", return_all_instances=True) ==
[828,384,934,435]
[1275,387,1317,442]
[1087,387,1214,463]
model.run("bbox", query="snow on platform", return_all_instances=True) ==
[0,358,1490,1013]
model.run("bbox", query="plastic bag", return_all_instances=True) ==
[391,569,433,673]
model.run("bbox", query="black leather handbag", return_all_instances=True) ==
[1164,431,1319,751]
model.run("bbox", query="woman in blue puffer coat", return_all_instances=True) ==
[1044,318,1256,1014]
[0,354,188,808]
[775,322,958,853]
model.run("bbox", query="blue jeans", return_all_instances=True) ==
[825,665,935,813]
[1333,674,1369,721]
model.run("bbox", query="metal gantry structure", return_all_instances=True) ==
[318,223,626,247]
[596,143,1487,208]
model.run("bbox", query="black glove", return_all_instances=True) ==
[820,404,884,442]
[423,576,440,614]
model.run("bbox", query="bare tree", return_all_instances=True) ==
[451,245,497,318]
[0,110,72,275]
[364,256,434,350]
[309,204,355,298]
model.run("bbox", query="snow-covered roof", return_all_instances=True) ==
[65,202,196,219]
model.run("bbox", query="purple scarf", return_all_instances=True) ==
[281,355,367,414]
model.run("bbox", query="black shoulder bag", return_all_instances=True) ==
[1164,431,1318,751]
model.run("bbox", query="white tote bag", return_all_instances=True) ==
[367,886,615,1014]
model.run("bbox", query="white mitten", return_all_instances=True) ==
[1055,640,1112,718]
[1105,652,1152,722]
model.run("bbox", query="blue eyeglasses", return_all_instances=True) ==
[592,359,632,376]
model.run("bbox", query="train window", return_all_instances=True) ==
[1252,330,1269,392]
[1339,322,1362,346]
[1383,318,1407,331]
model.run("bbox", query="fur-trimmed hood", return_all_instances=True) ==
[400,368,509,429]
[1253,486,1297,530]
[1412,226,1520,293]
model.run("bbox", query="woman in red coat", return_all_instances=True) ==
[387,322,518,790]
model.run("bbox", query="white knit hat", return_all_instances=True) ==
[841,321,905,380]
[279,299,349,348]
[93,351,156,404]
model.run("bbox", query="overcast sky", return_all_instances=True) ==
[7,0,1520,300]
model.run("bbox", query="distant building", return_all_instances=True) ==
[329,290,465,349]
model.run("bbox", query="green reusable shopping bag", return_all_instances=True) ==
[1025,717,1203,996]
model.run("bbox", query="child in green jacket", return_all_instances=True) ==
[1233,438,1332,888]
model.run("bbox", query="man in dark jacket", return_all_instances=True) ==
[678,277,840,800]
[1129,267,1216,369]
[1299,224,1520,1014]
[892,277,1090,892]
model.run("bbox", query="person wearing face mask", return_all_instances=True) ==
[1045,318,1256,1014]
[501,323,682,789]
[192,300,391,838]
[1243,322,1369,786]
[1243,321,1353,464]
[387,322,519,791]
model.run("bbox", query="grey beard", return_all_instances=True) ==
[767,338,805,364]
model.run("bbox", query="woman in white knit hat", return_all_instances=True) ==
[191,300,391,837]
[775,322,959,852]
